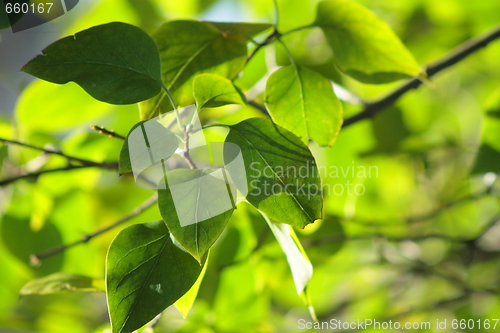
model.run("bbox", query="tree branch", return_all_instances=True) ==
[90,124,126,140]
[0,165,99,186]
[343,24,500,127]
[0,137,117,169]
[30,194,158,265]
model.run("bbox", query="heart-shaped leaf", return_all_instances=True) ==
[22,22,163,104]
[194,74,246,110]
[225,118,323,228]
[315,0,422,83]
[139,20,271,120]
[158,169,235,263]
[106,221,203,333]
[266,65,343,147]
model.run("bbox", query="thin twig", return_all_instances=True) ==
[343,24,500,127]
[247,29,282,63]
[90,124,126,140]
[0,165,98,186]
[248,100,269,115]
[30,194,158,265]
[0,137,117,169]
[182,128,197,169]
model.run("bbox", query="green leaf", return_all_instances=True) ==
[119,120,179,175]
[174,252,209,318]
[158,169,235,263]
[106,221,203,333]
[20,273,104,295]
[264,216,313,295]
[225,118,322,228]
[315,0,422,83]
[139,20,270,120]
[22,22,163,105]
[194,74,247,110]
[265,65,343,147]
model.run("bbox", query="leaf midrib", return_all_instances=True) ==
[232,129,314,222]
[118,234,169,333]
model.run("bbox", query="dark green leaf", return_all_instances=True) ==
[139,20,270,120]
[471,143,500,175]
[22,22,163,104]
[225,118,322,228]
[194,74,247,109]
[315,0,422,83]
[20,273,104,295]
[158,169,235,263]
[265,65,342,147]
[106,221,203,333]
[119,120,179,175]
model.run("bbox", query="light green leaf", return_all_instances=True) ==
[139,20,270,120]
[263,214,313,295]
[158,169,235,263]
[22,22,163,104]
[265,65,343,147]
[315,0,422,83]
[225,118,322,228]
[106,221,203,333]
[194,74,247,110]
[119,120,179,175]
[20,273,104,295]
[16,80,113,135]
[174,252,209,318]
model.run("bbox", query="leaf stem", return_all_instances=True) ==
[161,84,184,132]
[30,194,158,265]
[281,24,315,37]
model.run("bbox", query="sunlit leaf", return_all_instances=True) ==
[174,252,209,318]
[22,22,163,104]
[16,80,113,135]
[139,20,270,120]
[265,64,343,147]
[106,221,203,333]
[315,0,422,83]
[158,169,235,263]
[264,216,313,294]
[225,118,322,228]
[194,74,246,110]
[20,273,104,295]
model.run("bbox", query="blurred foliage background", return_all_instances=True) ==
[1,0,500,332]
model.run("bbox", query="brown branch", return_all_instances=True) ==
[343,24,500,127]
[30,194,158,265]
[0,165,97,186]
[0,137,117,169]
[90,124,126,140]
[182,128,197,169]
